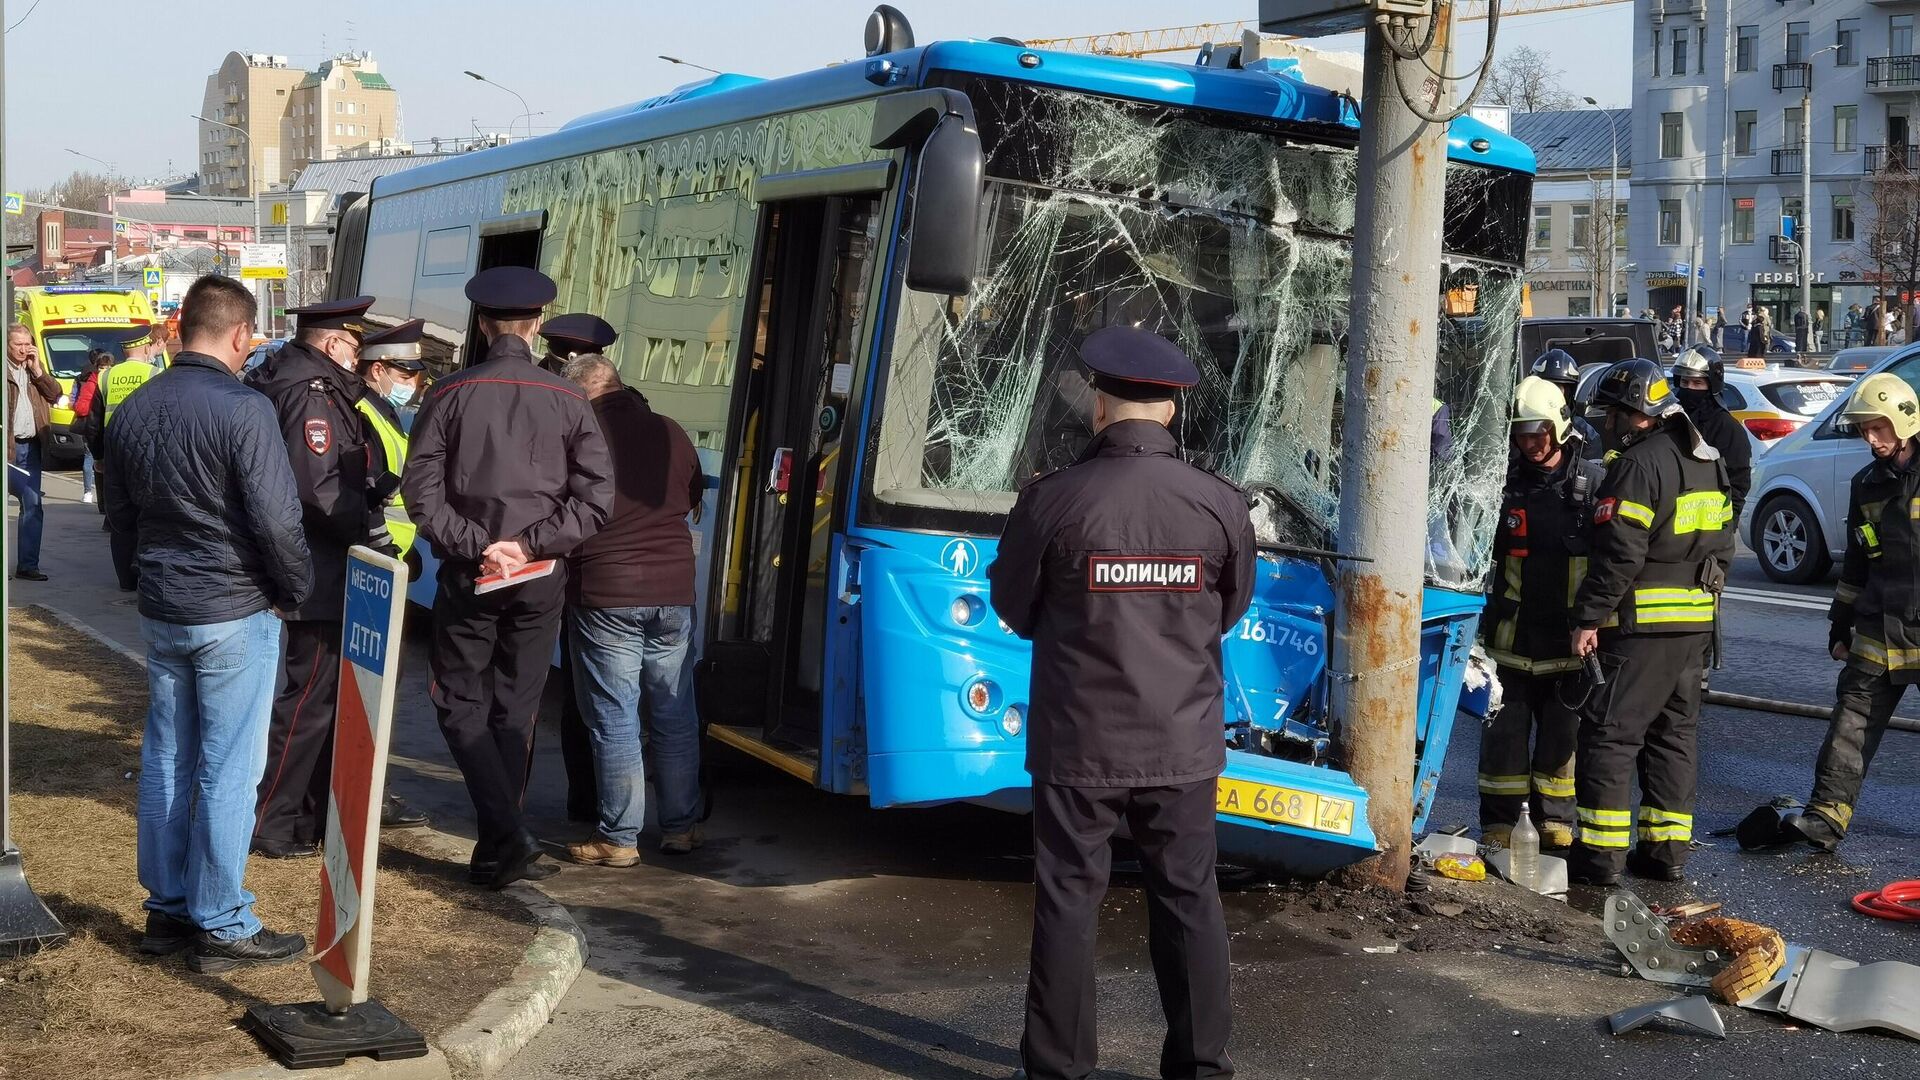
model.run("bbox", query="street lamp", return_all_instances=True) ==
[191,114,266,316]
[1582,97,1621,318]
[1794,44,1844,354]
[659,55,724,76]
[65,148,124,284]
[463,71,533,141]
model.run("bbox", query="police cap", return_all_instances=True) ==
[288,295,376,335]
[116,324,155,349]
[539,313,617,356]
[464,266,556,319]
[1079,326,1200,402]
[361,318,427,372]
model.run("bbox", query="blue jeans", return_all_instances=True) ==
[568,604,701,846]
[8,439,43,572]
[81,448,94,495]
[137,611,282,940]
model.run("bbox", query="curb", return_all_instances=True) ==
[23,604,588,1079]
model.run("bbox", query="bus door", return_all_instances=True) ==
[460,211,545,368]
[706,194,880,763]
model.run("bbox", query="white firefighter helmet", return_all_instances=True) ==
[1510,375,1571,442]
[1841,372,1920,441]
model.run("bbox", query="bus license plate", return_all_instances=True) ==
[1216,778,1354,836]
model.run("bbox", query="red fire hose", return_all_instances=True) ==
[1852,880,1920,922]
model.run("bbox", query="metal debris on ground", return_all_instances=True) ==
[1669,917,1787,1004]
[1607,995,1727,1040]
[1601,892,1728,988]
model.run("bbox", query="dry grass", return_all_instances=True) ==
[1,607,537,1079]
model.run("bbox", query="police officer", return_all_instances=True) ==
[1670,345,1753,520]
[537,311,619,820]
[1568,358,1733,885]
[988,326,1253,1080]
[1479,376,1605,851]
[100,326,163,586]
[356,318,426,559]
[1777,374,1920,851]
[247,296,392,857]
[1529,348,1603,454]
[403,266,613,889]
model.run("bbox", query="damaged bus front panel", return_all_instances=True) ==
[852,45,1532,873]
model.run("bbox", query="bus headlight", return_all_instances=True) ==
[1001,705,1024,737]
[951,594,984,627]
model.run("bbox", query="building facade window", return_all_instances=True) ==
[1785,106,1803,149]
[1732,199,1755,244]
[1671,27,1689,76]
[1838,18,1861,67]
[1661,112,1683,158]
[1567,296,1593,317]
[1614,208,1628,249]
[1571,205,1592,250]
[1736,24,1757,72]
[1834,196,1855,242]
[1786,21,1808,65]
[1532,206,1552,250]
[1659,199,1681,245]
[1735,110,1756,156]
[1784,197,1804,238]
[1894,15,1915,59]
[1836,105,1858,153]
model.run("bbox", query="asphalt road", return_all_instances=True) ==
[10,473,1919,1078]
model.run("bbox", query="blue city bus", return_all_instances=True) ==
[329,10,1535,874]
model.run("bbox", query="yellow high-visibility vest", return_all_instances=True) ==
[354,397,417,555]
[101,359,156,425]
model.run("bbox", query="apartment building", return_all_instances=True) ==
[198,51,402,196]
[1629,0,1920,336]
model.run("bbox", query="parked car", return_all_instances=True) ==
[1828,345,1897,376]
[243,338,287,374]
[1745,342,1920,583]
[1720,325,1797,357]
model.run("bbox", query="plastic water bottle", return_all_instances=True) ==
[1511,803,1541,892]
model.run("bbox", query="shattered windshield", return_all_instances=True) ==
[863,79,1528,590]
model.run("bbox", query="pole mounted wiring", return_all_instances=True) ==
[1381,1,1504,125]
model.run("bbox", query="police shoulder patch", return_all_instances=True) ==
[304,418,331,455]
[1593,497,1616,525]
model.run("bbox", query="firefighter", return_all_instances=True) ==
[1780,374,1920,851]
[1567,358,1733,886]
[1670,345,1753,520]
[1529,348,1602,453]
[1478,376,1605,850]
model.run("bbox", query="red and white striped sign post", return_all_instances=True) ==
[244,547,426,1067]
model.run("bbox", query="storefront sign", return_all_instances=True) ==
[1750,270,1829,285]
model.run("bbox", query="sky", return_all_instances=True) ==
[0,0,1634,190]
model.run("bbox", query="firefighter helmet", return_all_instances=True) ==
[1590,357,1683,420]
[1840,372,1920,441]
[1670,345,1725,394]
[1529,348,1581,389]
[1510,375,1571,442]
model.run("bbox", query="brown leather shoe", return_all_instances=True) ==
[567,838,640,867]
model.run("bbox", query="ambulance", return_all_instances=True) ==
[14,286,160,464]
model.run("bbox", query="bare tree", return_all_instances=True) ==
[1571,176,1625,316]
[1485,45,1578,113]
[1856,161,1920,344]
[3,168,130,257]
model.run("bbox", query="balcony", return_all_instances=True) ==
[1773,61,1812,92]
[1771,148,1803,176]
[1868,54,1920,91]
[1868,144,1920,172]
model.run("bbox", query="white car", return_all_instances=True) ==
[1744,343,1920,583]
[1717,367,1850,455]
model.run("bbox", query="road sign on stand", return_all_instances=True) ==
[241,546,426,1067]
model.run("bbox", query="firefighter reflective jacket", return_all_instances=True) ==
[1485,451,1607,673]
[1830,443,1920,683]
[1572,418,1733,634]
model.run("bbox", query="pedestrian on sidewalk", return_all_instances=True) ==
[246,297,427,858]
[1747,307,1772,359]
[402,267,613,890]
[72,348,115,506]
[6,323,60,581]
[1478,377,1603,852]
[989,327,1254,1080]
[558,354,707,868]
[1779,374,1920,851]
[104,274,315,972]
[539,314,622,826]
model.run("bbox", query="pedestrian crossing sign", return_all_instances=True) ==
[143,267,163,289]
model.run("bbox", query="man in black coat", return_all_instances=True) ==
[1670,345,1753,520]
[989,326,1254,1080]
[404,267,614,889]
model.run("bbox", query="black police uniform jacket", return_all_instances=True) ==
[1485,450,1606,673]
[987,420,1257,787]
[1684,400,1753,519]
[1829,441,1920,684]
[246,339,373,621]
[401,334,614,568]
[1572,417,1734,635]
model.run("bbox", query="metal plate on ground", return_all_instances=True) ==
[1608,994,1727,1039]
[1602,891,1727,988]
[1774,950,1920,1041]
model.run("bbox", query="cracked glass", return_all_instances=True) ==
[865,79,1528,590]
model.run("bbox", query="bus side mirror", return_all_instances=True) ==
[872,89,983,296]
